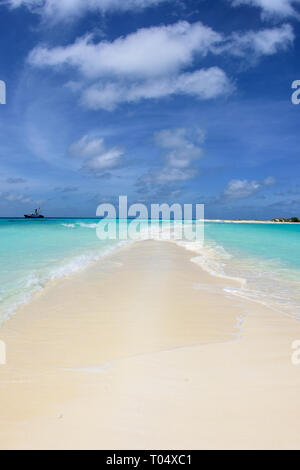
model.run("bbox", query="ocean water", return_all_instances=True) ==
[184,222,300,319]
[0,218,299,324]
[0,218,129,323]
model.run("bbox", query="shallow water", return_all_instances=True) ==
[0,218,299,323]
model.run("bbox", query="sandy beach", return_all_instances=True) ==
[0,240,300,450]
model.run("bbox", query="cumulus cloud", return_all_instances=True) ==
[223,177,276,200]
[146,167,197,185]
[68,134,105,157]
[6,0,300,22]
[27,20,295,110]
[0,192,32,204]
[68,134,125,176]
[82,147,125,172]
[229,0,300,19]
[29,22,221,79]
[139,128,205,187]
[81,68,233,110]
[29,21,294,77]
[264,176,276,185]
[218,24,295,57]
[4,0,168,21]
[154,128,203,169]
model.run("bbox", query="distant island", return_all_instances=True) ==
[206,218,300,223]
[271,217,300,223]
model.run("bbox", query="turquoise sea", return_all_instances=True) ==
[0,218,299,324]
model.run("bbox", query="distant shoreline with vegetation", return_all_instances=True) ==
[0,217,299,223]
[271,218,300,223]
[207,218,300,223]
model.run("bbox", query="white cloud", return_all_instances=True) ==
[150,167,197,185]
[219,24,295,57]
[29,22,221,79]
[141,128,205,186]
[81,68,233,110]
[5,0,168,21]
[224,179,261,199]
[154,128,203,169]
[223,177,276,200]
[7,0,300,21]
[0,192,32,204]
[28,21,230,110]
[68,134,125,175]
[82,147,124,172]
[68,134,105,157]
[229,0,300,19]
[264,176,276,185]
[28,20,294,110]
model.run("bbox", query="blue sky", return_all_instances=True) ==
[0,0,300,218]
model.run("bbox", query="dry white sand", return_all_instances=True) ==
[0,240,300,449]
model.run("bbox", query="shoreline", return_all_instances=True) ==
[206,219,300,224]
[1,240,300,449]
[2,217,299,223]
[0,239,134,327]
[1,220,299,329]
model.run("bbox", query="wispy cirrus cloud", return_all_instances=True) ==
[28,20,294,110]
[229,0,300,19]
[3,0,169,21]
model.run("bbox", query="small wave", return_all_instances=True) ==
[174,239,247,287]
[0,276,44,324]
[179,237,300,319]
[49,251,106,280]
[0,240,131,325]
[78,223,98,229]
[2,220,300,326]
[134,222,300,319]
[61,223,76,228]
[61,222,98,229]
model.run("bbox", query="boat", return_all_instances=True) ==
[24,208,45,219]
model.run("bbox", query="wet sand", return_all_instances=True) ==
[0,241,300,449]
